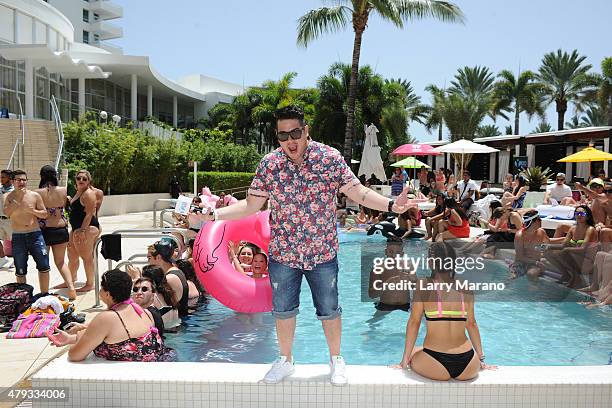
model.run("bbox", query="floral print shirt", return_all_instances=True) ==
[249,141,360,270]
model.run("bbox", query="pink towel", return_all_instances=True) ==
[6,313,60,339]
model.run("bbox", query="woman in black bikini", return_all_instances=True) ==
[394,243,495,380]
[67,170,100,292]
[36,165,76,300]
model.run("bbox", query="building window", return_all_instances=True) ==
[93,13,100,21]
[83,9,89,22]
[82,30,89,44]
[93,34,100,43]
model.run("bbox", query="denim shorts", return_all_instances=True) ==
[12,229,50,276]
[268,257,342,320]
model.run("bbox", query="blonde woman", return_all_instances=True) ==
[67,170,100,292]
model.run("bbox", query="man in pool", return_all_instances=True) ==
[197,105,412,386]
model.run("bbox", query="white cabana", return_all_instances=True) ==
[433,139,499,174]
[358,124,387,182]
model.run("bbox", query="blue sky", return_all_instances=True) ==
[114,0,610,142]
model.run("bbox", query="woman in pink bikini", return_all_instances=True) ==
[47,269,173,361]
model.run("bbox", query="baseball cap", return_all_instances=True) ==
[588,178,604,187]
[152,240,175,263]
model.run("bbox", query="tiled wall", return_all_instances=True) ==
[32,379,612,408]
[32,359,612,408]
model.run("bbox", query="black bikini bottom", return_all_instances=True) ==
[422,348,475,378]
[42,226,70,246]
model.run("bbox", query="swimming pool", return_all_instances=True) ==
[166,232,612,366]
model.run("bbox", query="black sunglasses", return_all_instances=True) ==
[132,286,150,293]
[277,127,304,142]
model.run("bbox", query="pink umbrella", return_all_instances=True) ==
[391,144,440,156]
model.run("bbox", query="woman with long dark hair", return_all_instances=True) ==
[501,175,527,209]
[435,198,470,241]
[37,165,75,299]
[544,205,598,288]
[175,259,205,309]
[142,265,181,330]
[394,243,494,380]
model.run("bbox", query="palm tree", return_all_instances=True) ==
[579,106,606,127]
[531,121,552,134]
[598,57,612,126]
[476,124,501,138]
[493,70,545,135]
[537,49,598,130]
[424,84,446,141]
[297,0,464,163]
[449,66,496,100]
[565,115,581,129]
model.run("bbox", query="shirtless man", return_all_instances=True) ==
[3,170,51,292]
[511,210,550,280]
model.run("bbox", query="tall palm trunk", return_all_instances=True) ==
[343,28,364,164]
[438,124,443,141]
[556,98,567,130]
[514,104,520,135]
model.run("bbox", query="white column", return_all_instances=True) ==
[515,144,520,157]
[172,96,178,128]
[489,152,496,183]
[565,146,573,179]
[130,74,138,122]
[24,59,34,119]
[604,138,610,178]
[526,144,535,167]
[147,85,153,118]
[78,77,85,118]
[13,9,19,43]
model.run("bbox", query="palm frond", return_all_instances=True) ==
[395,0,465,23]
[296,6,352,47]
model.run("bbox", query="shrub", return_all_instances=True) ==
[62,119,262,195]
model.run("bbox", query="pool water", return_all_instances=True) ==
[166,232,612,366]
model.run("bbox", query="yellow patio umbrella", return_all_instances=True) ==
[557,147,612,162]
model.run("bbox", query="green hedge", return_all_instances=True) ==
[189,171,255,198]
[62,117,262,195]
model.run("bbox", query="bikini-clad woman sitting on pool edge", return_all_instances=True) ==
[393,242,496,380]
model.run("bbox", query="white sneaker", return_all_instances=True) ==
[330,355,347,386]
[0,256,10,269]
[263,356,295,384]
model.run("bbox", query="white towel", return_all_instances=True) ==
[32,295,64,314]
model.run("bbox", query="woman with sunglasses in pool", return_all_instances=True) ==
[544,205,598,288]
[393,242,495,381]
[66,170,100,292]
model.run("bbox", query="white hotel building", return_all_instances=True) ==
[0,0,243,127]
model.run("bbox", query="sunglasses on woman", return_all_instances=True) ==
[76,176,89,181]
[276,127,304,142]
[574,211,587,217]
[132,286,150,293]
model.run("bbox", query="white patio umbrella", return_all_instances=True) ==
[358,124,387,182]
[433,139,499,175]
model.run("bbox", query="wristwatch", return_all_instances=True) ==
[388,200,394,212]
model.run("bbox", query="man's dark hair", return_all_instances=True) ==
[274,105,305,125]
[463,170,470,177]
[134,276,157,293]
[1,169,12,177]
[11,169,26,180]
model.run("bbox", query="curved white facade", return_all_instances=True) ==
[0,0,241,126]
[0,0,73,51]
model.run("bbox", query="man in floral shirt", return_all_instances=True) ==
[199,106,411,385]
